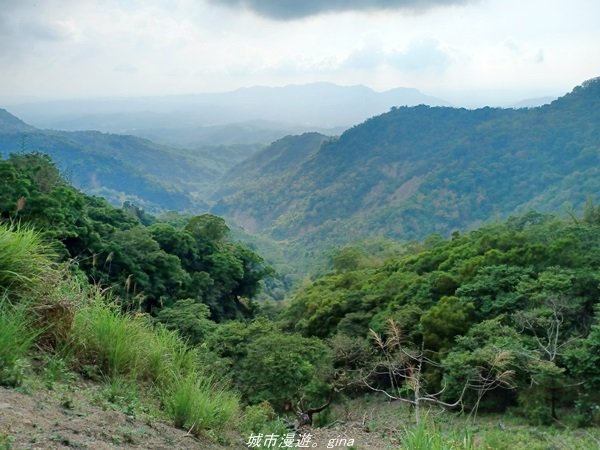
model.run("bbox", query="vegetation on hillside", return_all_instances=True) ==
[0,223,241,442]
[0,108,260,212]
[284,209,600,426]
[0,153,271,320]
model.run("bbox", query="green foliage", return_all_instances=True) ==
[72,295,145,378]
[401,421,474,450]
[567,306,600,424]
[213,80,600,267]
[420,296,474,351]
[41,354,76,389]
[238,332,332,410]
[287,214,600,421]
[239,402,288,450]
[0,215,244,442]
[0,154,271,321]
[100,376,143,417]
[201,318,334,410]
[156,299,215,345]
[71,291,200,385]
[0,429,12,450]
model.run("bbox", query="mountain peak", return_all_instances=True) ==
[546,75,600,110]
[0,108,35,133]
[581,76,600,88]
[567,76,600,98]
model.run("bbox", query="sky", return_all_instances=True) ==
[0,0,599,106]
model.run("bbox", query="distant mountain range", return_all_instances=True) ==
[509,96,557,108]
[211,77,600,251]
[6,83,447,147]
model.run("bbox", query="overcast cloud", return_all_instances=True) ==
[210,0,475,20]
[0,0,599,106]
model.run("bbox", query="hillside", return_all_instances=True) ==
[0,109,35,133]
[212,77,600,249]
[1,152,600,449]
[0,109,259,211]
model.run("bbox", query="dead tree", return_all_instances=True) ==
[514,296,578,420]
[362,319,514,425]
[294,391,334,429]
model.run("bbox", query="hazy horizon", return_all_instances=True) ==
[0,80,565,110]
[1,0,599,108]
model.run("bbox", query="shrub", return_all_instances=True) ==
[240,402,288,450]
[238,331,333,410]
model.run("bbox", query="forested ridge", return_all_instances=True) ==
[0,108,259,212]
[213,77,600,254]
[0,153,271,321]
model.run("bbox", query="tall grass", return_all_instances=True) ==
[165,374,239,437]
[71,291,199,382]
[0,223,53,293]
[0,297,39,386]
[142,324,199,386]
[71,291,239,435]
[0,223,238,438]
[401,422,474,450]
[71,293,143,377]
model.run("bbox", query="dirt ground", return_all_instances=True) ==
[0,384,399,450]
[0,384,230,450]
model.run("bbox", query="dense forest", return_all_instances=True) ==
[0,153,271,321]
[1,153,599,449]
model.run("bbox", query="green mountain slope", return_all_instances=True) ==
[0,109,258,211]
[212,77,600,248]
[0,130,196,211]
[0,108,35,133]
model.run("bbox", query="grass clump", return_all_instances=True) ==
[0,298,38,387]
[164,374,239,438]
[71,290,238,436]
[141,323,199,386]
[71,293,143,378]
[401,421,474,450]
[71,291,199,384]
[0,223,52,293]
